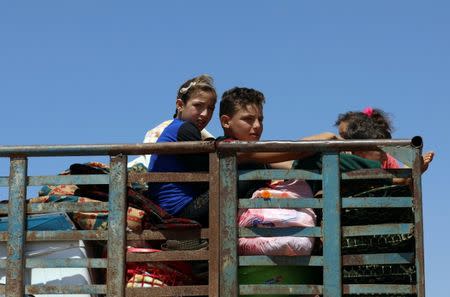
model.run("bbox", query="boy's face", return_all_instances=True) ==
[221,104,263,141]
[176,90,216,131]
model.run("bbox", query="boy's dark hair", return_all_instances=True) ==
[174,74,217,118]
[335,108,394,139]
[220,87,265,117]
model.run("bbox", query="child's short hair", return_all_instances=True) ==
[174,74,216,118]
[220,87,265,117]
[345,115,385,140]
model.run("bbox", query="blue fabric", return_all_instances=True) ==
[148,119,207,215]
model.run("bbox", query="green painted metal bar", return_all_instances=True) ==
[321,153,342,297]
[6,157,27,297]
[28,174,109,186]
[342,223,413,237]
[239,284,322,295]
[0,202,108,215]
[342,252,414,266]
[0,258,107,269]
[341,168,411,179]
[219,153,238,297]
[126,285,209,296]
[239,226,322,237]
[0,230,107,242]
[106,154,127,297]
[26,284,107,295]
[239,255,323,266]
[342,284,416,294]
[342,197,413,208]
[239,169,322,181]
[238,198,322,209]
[412,144,426,297]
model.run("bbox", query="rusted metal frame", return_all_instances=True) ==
[239,255,324,266]
[0,141,216,157]
[209,152,220,297]
[342,284,416,294]
[342,197,413,208]
[10,230,107,241]
[238,169,322,181]
[412,144,425,297]
[28,174,109,185]
[219,153,238,297]
[342,223,413,237]
[0,202,108,215]
[25,284,106,295]
[24,258,107,268]
[107,154,128,297]
[239,226,322,237]
[341,168,412,179]
[342,252,414,266]
[321,153,342,297]
[125,285,209,296]
[127,228,208,240]
[6,157,27,297]
[127,250,209,262]
[129,171,209,183]
[215,139,414,153]
[239,284,323,295]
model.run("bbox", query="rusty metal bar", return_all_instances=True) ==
[239,284,323,295]
[127,250,209,262]
[127,228,208,241]
[209,152,220,297]
[6,157,27,297]
[219,153,238,297]
[238,169,322,181]
[2,230,106,241]
[106,154,127,297]
[342,284,416,294]
[216,139,415,153]
[342,223,413,237]
[125,285,209,296]
[322,153,342,297]
[342,252,414,266]
[412,144,426,297]
[0,141,216,157]
[26,284,106,295]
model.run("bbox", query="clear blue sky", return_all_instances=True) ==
[1,1,448,295]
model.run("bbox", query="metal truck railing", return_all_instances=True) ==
[0,137,425,297]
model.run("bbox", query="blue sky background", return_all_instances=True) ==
[1,1,448,295]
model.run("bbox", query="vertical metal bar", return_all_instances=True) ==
[322,153,342,297]
[107,154,127,297]
[219,153,238,297]
[412,147,425,297]
[6,157,27,297]
[208,153,220,297]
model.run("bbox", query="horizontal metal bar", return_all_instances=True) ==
[239,227,322,238]
[217,139,417,153]
[127,228,209,240]
[0,258,107,269]
[28,174,109,185]
[0,202,108,215]
[239,284,323,295]
[342,284,416,295]
[24,258,107,268]
[342,252,414,265]
[239,198,322,209]
[129,172,209,183]
[25,284,107,295]
[1,230,107,241]
[342,168,411,180]
[239,255,323,266]
[239,169,322,181]
[127,250,209,262]
[0,141,216,157]
[126,286,209,296]
[342,197,413,208]
[342,223,414,237]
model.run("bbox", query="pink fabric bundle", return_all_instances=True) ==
[238,180,317,256]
